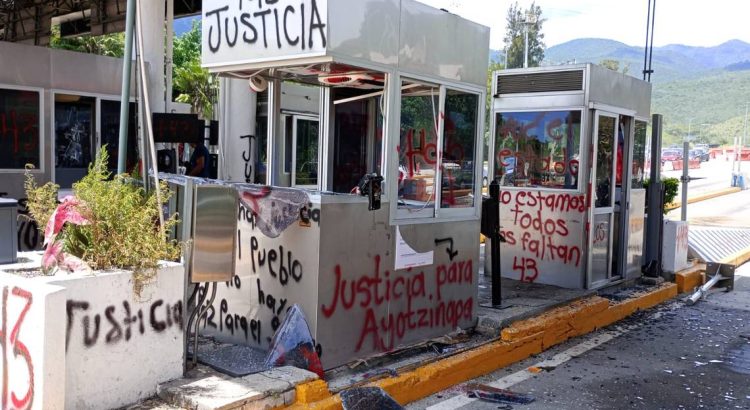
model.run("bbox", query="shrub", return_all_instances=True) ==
[643,177,680,214]
[25,150,181,294]
[23,166,59,233]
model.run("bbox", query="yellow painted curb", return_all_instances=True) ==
[720,246,750,267]
[675,269,705,293]
[665,187,741,211]
[284,283,678,409]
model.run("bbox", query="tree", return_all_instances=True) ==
[503,2,545,69]
[600,59,630,75]
[172,20,218,120]
[49,25,125,57]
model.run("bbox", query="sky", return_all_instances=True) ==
[419,0,750,50]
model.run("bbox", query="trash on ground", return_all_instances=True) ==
[340,386,403,410]
[264,304,324,378]
[465,383,534,404]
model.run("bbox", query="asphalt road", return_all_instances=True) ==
[661,156,741,199]
[667,187,750,228]
[408,263,750,410]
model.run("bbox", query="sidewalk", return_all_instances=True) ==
[143,269,691,410]
[134,186,750,410]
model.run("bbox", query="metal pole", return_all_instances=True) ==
[135,0,165,234]
[523,23,529,68]
[117,0,136,174]
[165,0,174,111]
[681,140,689,221]
[642,0,652,80]
[740,102,748,174]
[489,180,502,307]
[687,272,722,305]
[645,114,663,274]
[647,0,656,81]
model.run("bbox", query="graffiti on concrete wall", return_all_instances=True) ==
[1,286,35,410]
[320,254,473,352]
[16,199,42,252]
[202,193,323,356]
[204,0,327,54]
[499,190,586,285]
[66,299,183,350]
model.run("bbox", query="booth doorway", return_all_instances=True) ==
[588,111,620,288]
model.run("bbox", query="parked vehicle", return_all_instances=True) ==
[691,147,710,162]
[661,149,682,164]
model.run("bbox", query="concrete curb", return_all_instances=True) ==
[284,283,678,409]
[665,187,741,211]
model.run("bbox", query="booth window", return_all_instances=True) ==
[494,110,581,190]
[332,87,384,193]
[255,110,268,184]
[55,94,96,189]
[441,90,479,208]
[398,81,440,216]
[101,99,138,173]
[397,80,481,219]
[293,117,319,187]
[631,120,647,189]
[0,87,41,169]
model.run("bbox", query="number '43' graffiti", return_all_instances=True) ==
[1,286,34,410]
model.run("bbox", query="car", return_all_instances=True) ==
[692,147,710,162]
[661,149,682,164]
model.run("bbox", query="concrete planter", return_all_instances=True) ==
[662,220,690,273]
[0,253,185,410]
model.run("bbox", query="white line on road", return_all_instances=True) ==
[425,312,664,410]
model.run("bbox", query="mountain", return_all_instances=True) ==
[539,38,750,83]
[489,38,750,145]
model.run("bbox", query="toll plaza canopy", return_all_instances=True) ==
[197,0,491,369]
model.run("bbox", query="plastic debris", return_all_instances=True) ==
[527,366,543,373]
[265,305,324,378]
[340,386,403,410]
[466,383,535,404]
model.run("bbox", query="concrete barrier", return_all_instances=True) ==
[0,255,185,410]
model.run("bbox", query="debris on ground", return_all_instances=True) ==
[264,305,324,378]
[340,386,403,410]
[465,383,535,405]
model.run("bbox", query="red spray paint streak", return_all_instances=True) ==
[499,191,586,282]
[320,255,474,353]
[1,286,34,410]
[0,111,39,156]
[676,224,689,252]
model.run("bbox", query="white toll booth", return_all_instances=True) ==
[200,0,489,369]
[489,65,652,289]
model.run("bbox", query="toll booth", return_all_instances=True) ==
[198,0,490,369]
[489,64,652,289]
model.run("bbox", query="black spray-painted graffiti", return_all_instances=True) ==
[205,0,327,53]
[17,198,41,251]
[65,299,183,350]
[298,202,321,227]
[240,134,254,183]
[434,237,458,261]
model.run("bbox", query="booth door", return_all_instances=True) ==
[588,111,619,288]
[54,94,96,189]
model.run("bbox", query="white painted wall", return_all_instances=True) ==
[663,220,689,273]
[0,257,185,410]
[0,274,66,410]
[218,77,256,182]
[497,190,587,288]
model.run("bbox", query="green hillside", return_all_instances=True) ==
[500,38,750,146]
